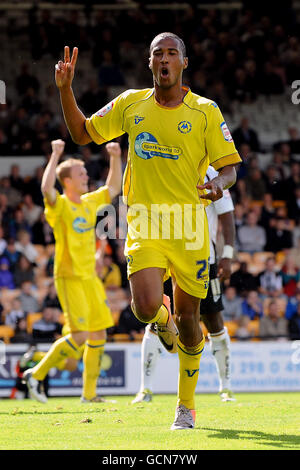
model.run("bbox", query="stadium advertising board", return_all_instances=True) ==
[0,342,300,398]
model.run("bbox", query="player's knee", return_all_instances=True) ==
[132,297,161,323]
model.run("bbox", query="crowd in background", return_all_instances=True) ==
[1,2,300,343]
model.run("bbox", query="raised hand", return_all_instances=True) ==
[55,46,78,89]
[106,142,122,158]
[51,139,65,158]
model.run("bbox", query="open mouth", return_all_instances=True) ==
[161,67,169,78]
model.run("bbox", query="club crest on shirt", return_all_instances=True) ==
[220,121,233,142]
[178,121,192,134]
[96,101,114,117]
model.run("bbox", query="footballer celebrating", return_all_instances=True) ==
[54,33,241,429]
[24,140,122,403]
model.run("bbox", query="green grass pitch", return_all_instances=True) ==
[1,393,300,450]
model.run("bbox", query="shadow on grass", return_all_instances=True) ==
[202,427,300,449]
[0,409,110,416]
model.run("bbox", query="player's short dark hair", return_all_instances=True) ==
[149,32,186,58]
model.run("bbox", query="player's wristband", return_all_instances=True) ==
[222,245,234,259]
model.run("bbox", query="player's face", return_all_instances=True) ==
[69,164,89,194]
[149,37,188,89]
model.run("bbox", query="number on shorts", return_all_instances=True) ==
[196,259,207,280]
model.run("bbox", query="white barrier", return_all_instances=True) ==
[0,341,300,397]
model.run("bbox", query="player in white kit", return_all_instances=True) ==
[132,166,236,403]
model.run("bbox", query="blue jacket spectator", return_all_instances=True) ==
[0,257,15,289]
[242,290,264,320]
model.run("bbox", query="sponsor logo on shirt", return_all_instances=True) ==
[220,121,233,142]
[72,217,94,233]
[134,132,181,160]
[178,120,192,134]
[96,101,114,117]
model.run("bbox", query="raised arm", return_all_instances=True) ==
[41,139,65,205]
[55,46,92,146]
[105,142,123,200]
[197,165,237,202]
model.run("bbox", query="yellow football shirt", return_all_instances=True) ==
[44,186,110,279]
[85,87,241,210]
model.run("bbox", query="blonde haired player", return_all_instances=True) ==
[23,140,122,403]
[54,34,241,429]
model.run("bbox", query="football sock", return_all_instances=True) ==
[82,339,105,400]
[209,327,231,392]
[177,336,205,411]
[132,302,169,325]
[31,334,81,381]
[139,328,161,392]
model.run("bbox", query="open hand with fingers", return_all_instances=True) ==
[197,178,223,202]
[55,46,78,89]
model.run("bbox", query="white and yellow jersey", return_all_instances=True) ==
[85,87,241,209]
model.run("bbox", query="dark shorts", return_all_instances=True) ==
[200,263,223,315]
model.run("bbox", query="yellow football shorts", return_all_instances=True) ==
[55,276,113,332]
[125,210,210,299]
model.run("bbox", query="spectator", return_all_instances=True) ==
[15,63,40,96]
[285,288,300,320]
[259,300,288,340]
[245,168,267,200]
[259,193,276,230]
[279,256,300,297]
[230,261,258,296]
[42,282,61,310]
[288,302,300,340]
[5,298,26,329]
[232,117,260,152]
[9,164,25,194]
[263,164,285,201]
[221,286,243,322]
[237,211,266,253]
[257,257,284,299]
[32,306,62,343]
[9,210,32,240]
[0,177,22,208]
[287,185,300,223]
[13,254,35,288]
[32,213,54,246]
[265,214,293,253]
[18,281,39,313]
[0,256,15,290]
[22,194,43,227]
[10,317,33,344]
[0,225,7,256]
[287,127,300,155]
[234,316,254,340]
[241,290,264,320]
[2,238,21,273]
[15,230,37,264]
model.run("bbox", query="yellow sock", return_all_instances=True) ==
[32,351,46,362]
[132,302,169,325]
[31,335,81,381]
[82,339,105,400]
[177,337,205,410]
[151,304,169,325]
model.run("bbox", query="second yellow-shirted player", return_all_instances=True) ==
[23,140,122,403]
